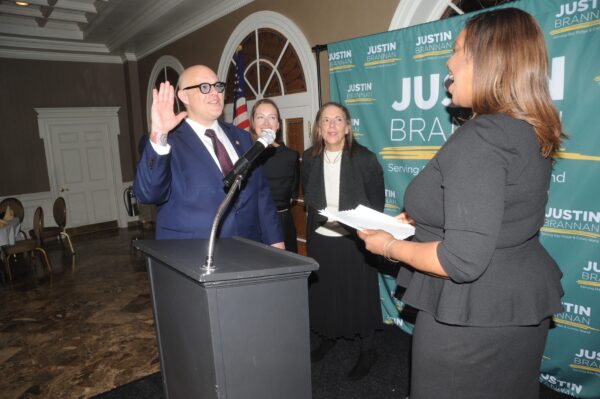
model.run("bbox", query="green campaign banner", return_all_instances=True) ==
[328,0,600,397]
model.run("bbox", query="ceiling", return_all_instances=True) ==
[0,0,254,63]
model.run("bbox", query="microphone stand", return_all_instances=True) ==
[202,174,244,271]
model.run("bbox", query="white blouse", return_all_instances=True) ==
[315,150,350,237]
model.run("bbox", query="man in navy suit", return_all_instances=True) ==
[133,65,284,248]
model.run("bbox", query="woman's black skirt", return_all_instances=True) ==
[307,231,382,339]
[411,310,550,399]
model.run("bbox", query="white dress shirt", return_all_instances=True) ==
[149,119,240,172]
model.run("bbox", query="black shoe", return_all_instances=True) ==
[311,339,336,363]
[347,349,377,381]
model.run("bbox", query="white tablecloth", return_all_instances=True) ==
[0,218,20,247]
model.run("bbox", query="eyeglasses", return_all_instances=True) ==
[182,82,226,94]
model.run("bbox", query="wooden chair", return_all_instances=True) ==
[39,197,75,255]
[1,207,52,282]
[0,197,26,239]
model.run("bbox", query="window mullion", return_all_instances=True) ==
[255,29,262,96]
[262,40,289,96]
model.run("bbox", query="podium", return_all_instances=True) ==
[135,237,319,399]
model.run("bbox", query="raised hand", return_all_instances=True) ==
[150,81,188,145]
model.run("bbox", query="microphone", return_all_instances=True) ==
[223,129,276,187]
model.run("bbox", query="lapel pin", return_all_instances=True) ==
[235,140,240,146]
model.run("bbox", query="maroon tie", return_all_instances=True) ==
[205,129,234,176]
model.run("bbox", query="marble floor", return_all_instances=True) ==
[0,228,160,399]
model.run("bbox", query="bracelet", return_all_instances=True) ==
[383,239,399,263]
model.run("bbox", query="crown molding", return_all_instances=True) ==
[0,15,83,40]
[123,52,138,62]
[0,34,109,53]
[133,0,254,60]
[0,48,123,63]
[0,0,254,63]
[105,0,184,51]
[0,33,122,63]
[35,106,121,120]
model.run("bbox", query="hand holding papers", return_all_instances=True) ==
[319,205,415,240]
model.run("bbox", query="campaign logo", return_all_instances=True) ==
[551,170,567,184]
[383,79,456,160]
[571,348,600,375]
[384,188,400,211]
[540,374,583,397]
[364,41,401,68]
[542,207,600,243]
[345,82,375,105]
[413,30,453,60]
[555,150,600,162]
[391,74,452,111]
[350,118,363,137]
[385,160,425,177]
[552,0,600,36]
[553,301,599,333]
[329,49,354,73]
[549,56,565,101]
[381,145,440,162]
[577,260,600,291]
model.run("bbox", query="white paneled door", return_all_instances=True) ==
[36,107,125,228]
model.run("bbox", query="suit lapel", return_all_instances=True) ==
[178,121,222,179]
[304,153,326,210]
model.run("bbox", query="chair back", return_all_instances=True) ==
[53,197,67,228]
[33,206,44,245]
[0,197,25,223]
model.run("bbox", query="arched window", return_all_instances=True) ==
[223,28,307,103]
[218,11,318,152]
[389,0,513,29]
[145,55,184,128]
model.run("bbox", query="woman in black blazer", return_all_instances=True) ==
[303,102,385,380]
[250,99,300,252]
[359,8,565,398]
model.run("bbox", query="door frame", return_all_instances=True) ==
[36,106,128,228]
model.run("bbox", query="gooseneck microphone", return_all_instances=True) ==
[204,128,276,270]
[223,129,276,187]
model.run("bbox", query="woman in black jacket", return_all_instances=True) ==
[250,99,300,252]
[303,102,385,380]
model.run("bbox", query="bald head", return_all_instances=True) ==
[178,65,216,88]
[177,65,225,127]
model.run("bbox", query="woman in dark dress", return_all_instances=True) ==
[250,99,300,252]
[358,8,565,399]
[303,102,385,380]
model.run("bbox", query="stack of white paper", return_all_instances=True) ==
[319,205,415,240]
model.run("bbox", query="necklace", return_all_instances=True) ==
[324,150,342,164]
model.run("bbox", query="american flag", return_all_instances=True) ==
[233,50,250,131]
